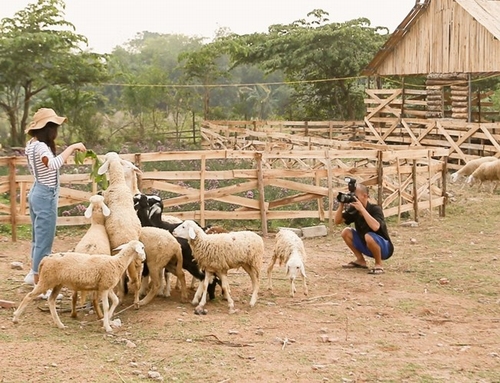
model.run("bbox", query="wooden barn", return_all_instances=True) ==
[360,0,500,165]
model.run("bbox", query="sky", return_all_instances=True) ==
[1,0,417,54]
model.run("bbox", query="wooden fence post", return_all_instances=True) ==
[377,150,383,206]
[8,157,17,242]
[412,159,419,222]
[200,155,206,227]
[440,156,448,217]
[255,152,268,237]
[326,150,334,233]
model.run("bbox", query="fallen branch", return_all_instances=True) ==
[198,334,254,348]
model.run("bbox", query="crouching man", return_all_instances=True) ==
[334,183,394,274]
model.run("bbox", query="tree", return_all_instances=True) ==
[225,10,388,120]
[0,0,107,146]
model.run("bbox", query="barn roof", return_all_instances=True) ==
[363,0,500,76]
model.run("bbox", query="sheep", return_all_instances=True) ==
[450,156,497,183]
[133,193,163,227]
[466,159,500,191]
[146,204,221,300]
[98,152,142,306]
[121,159,142,195]
[13,240,146,333]
[137,226,188,306]
[72,194,111,319]
[172,220,264,315]
[267,229,308,298]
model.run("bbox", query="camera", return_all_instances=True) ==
[336,177,357,204]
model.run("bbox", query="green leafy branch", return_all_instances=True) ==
[74,150,109,190]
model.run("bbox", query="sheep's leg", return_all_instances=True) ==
[192,279,204,305]
[290,277,296,298]
[48,286,66,329]
[242,265,260,308]
[138,266,162,307]
[164,272,171,297]
[190,275,197,290]
[71,291,79,318]
[266,257,277,290]
[12,284,47,323]
[158,268,167,296]
[127,260,142,309]
[100,290,113,333]
[174,256,188,302]
[218,273,236,313]
[301,270,308,296]
[92,291,104,319]
[194,272,212,315]
[107,289,120,320]
[138,275,149,298]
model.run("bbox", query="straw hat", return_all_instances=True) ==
[25,108,67,133]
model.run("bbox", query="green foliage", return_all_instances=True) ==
[74,149,108,189]
[224,10,388,120]
[0,0,108,146]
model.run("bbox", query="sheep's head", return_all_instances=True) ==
[172,220,198,240]
[466,174,476,186]
[97,152,121,175]
[84,194,111,219]
[113,240,146,262]
[450,172,459,183]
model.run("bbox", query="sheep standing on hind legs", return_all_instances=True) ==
[268,229,308,298]
[72,194,112,319]
[12,240,145,333]
[98,152,142,306]
[173,220,264,315]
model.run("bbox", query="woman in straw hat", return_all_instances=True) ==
[23,108,86,299]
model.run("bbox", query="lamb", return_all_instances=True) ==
[172,220,264,315]
[137,226,188,306]
[267,229,308,297]
[466,159,500,191]
[98,152,142,305]
[12,240,145,333]
[450,156,497,183]
[72,194,111,319]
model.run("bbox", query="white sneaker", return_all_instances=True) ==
[37,289,63,301]
[24,270,35,286]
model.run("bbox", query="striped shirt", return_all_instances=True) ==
[25,140,64,187]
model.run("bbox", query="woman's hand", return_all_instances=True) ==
[71,142,87,153]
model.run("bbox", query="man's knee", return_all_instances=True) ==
[341,227,352,241]
[365,233,379,249]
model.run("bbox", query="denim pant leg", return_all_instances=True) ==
[28,183,58,274]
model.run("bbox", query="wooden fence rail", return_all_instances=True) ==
[0,148,448,241]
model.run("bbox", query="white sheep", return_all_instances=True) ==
[121,159,143,195]
[450,156,497,183]
[98,152,142,305]
[172,220,264,315]
[72,194,111,319]
[13,240,146,333]
[137,226,188,306]
[267,229,308,298]
[466,159,500,191]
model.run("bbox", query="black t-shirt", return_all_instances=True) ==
[342,202,394,257]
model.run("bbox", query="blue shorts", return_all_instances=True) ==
[351,229,392,260]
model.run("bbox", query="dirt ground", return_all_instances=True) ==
[1,185,500,383]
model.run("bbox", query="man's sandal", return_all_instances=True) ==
[342,261,368,269]
[367,267,384,275]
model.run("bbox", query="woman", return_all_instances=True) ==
[23,108,86,298]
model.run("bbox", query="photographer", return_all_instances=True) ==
[334,181,393,275]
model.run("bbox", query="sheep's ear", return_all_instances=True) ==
[188,227,196,240]
[113,243,126,252]
[97,161,109,175]
[84,204,93,219]
[102,202,111,217]
[121,160,143,174]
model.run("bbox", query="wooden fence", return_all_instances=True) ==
[202,117,500,170]
[0,148,448,241]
